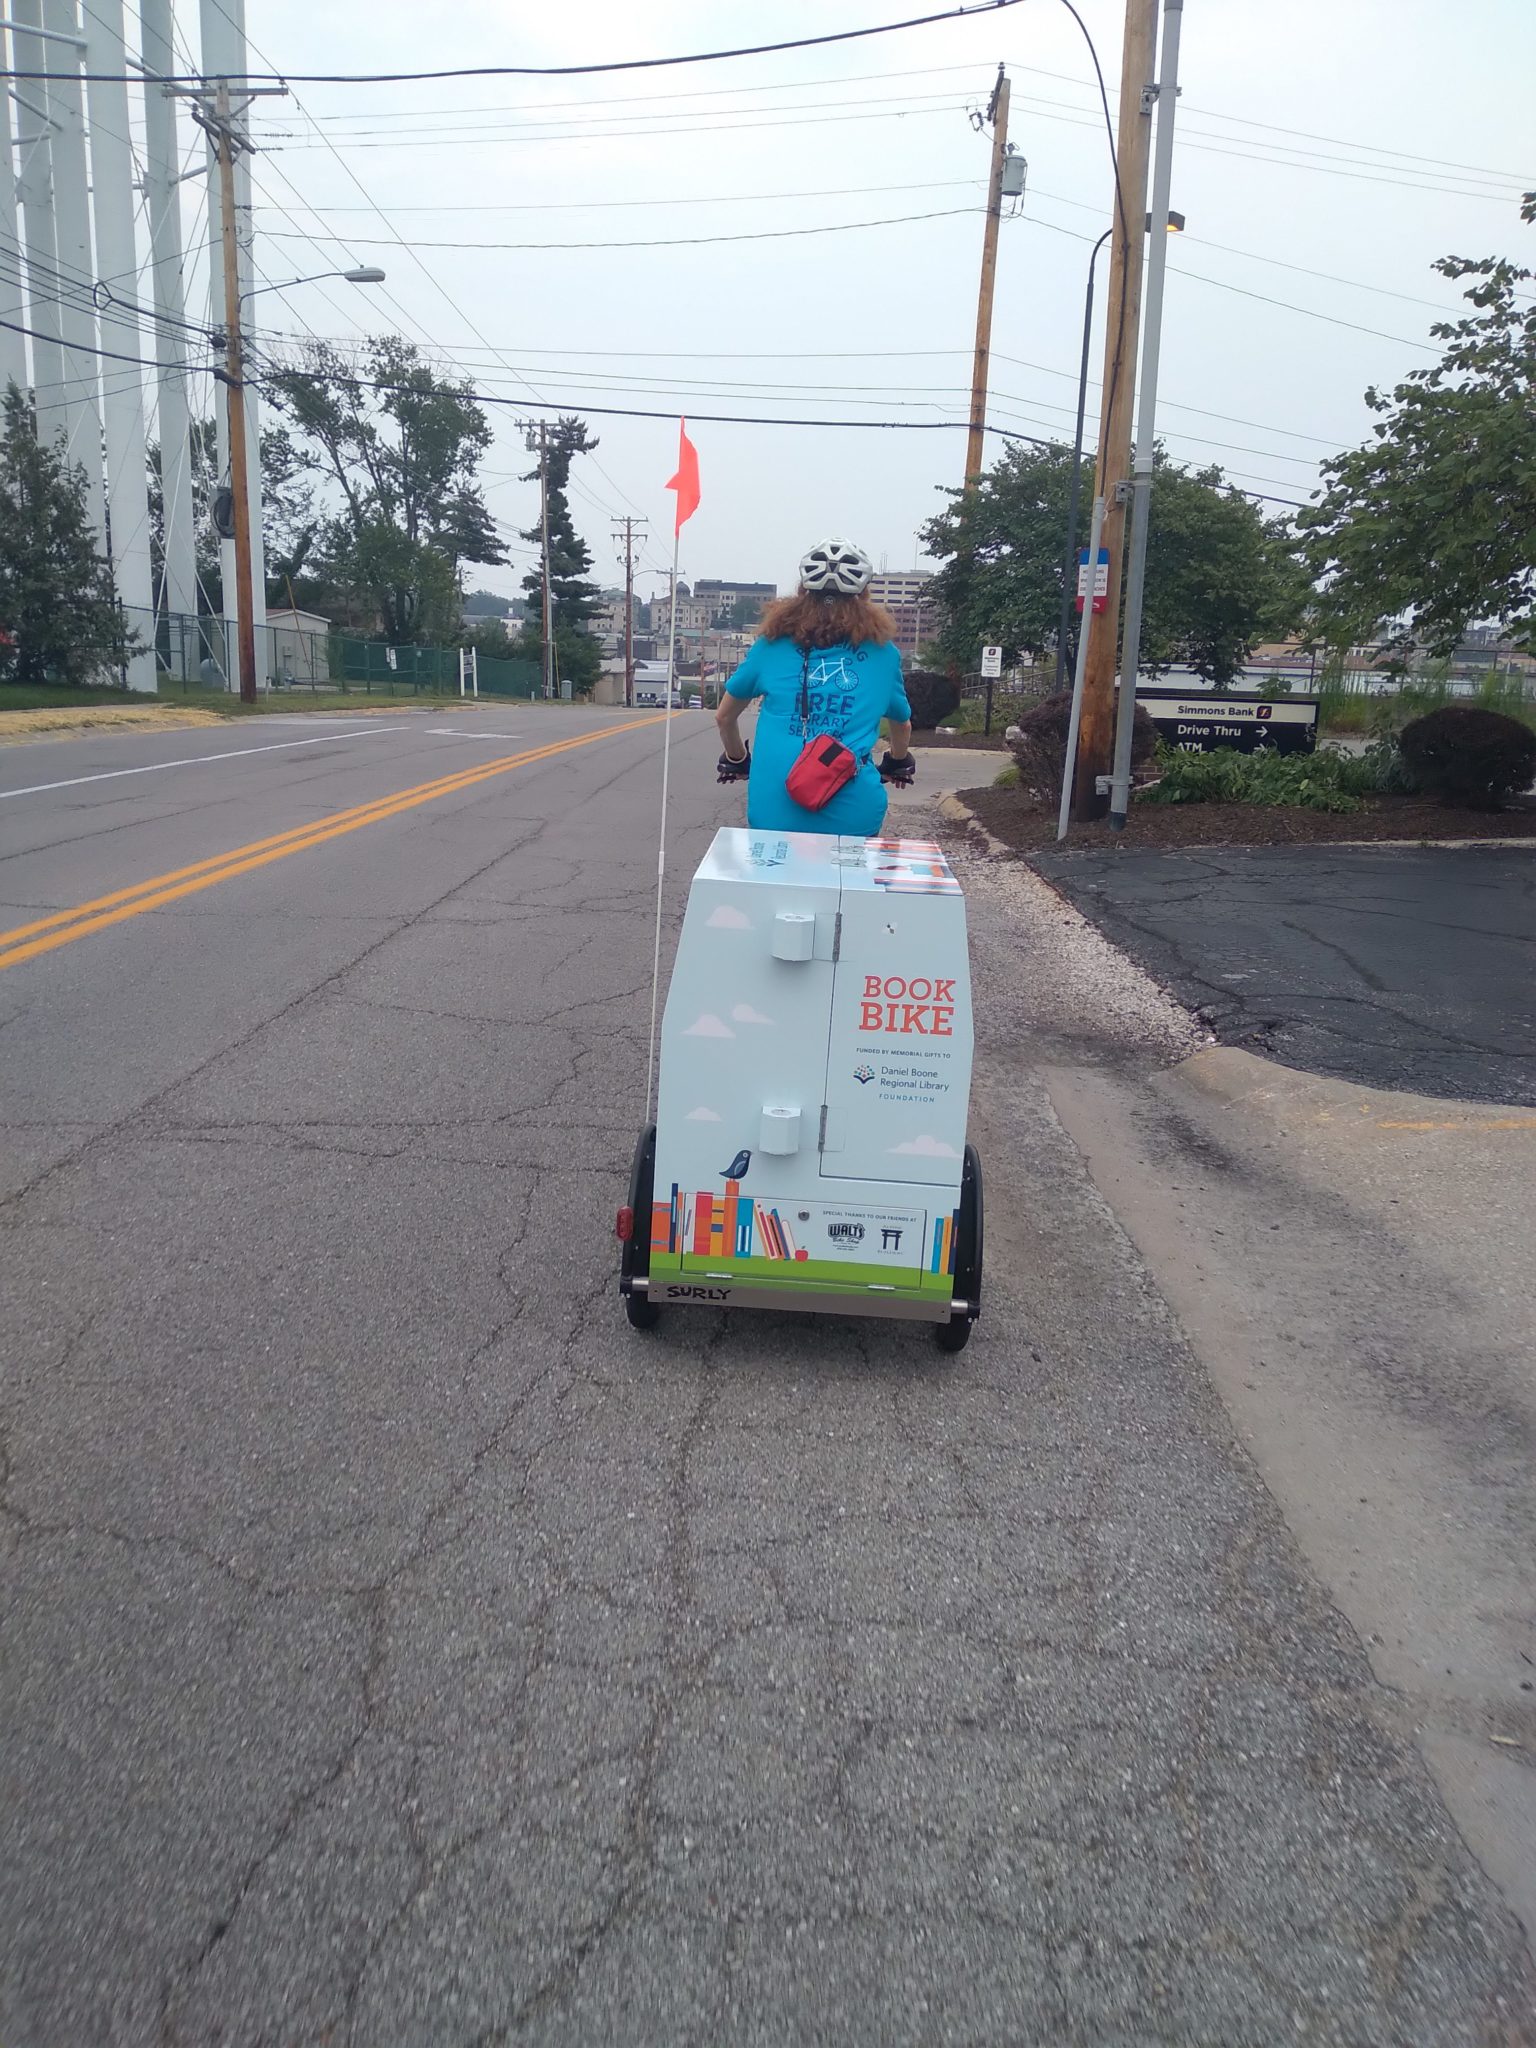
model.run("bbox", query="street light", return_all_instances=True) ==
[213,263,387,702]
[1053,216,1184,695]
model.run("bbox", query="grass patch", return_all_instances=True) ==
[1318,672,1536,739]
[993,762,1020,788]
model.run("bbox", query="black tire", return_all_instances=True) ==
[935,1143,983,1352]
[620,1122,661,1330]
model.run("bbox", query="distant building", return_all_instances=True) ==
[692,578,777,627]
[867,571,936,657]
[266,606,331,686]
[650,591,716,637]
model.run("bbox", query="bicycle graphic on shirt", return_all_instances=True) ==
[792,649,864,741]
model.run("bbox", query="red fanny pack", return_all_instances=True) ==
[784,648,858,811]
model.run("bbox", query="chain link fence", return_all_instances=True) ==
[126,607,542,701]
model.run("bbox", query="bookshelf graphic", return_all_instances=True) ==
[649,1176,961,1295]
[651,1180,810,1263]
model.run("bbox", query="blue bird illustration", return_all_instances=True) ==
[720,1149,752,1182]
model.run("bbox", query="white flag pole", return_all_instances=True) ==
[644,497,684,1126]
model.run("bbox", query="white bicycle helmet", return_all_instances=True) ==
[798,536,875,596]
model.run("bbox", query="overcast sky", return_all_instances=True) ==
[173,0,1535,606]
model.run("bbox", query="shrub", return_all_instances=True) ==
[1397,705,1536,809]
[1142,743,1387,812]
[904,669,961,730]
[1007,690,1156,799]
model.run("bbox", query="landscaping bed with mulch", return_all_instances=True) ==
[955,783,1536,851]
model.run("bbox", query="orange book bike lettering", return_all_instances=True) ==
[858,974,956,1037]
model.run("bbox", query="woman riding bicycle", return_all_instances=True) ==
[714,537,914,836]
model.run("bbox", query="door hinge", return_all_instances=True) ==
[818,1105,829,1151]
[832,911,842,961]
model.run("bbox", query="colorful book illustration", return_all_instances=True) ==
[929,1212,958,1274]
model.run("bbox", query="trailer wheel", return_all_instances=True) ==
[620,1122,662,1331]
[935,1142,983,1353]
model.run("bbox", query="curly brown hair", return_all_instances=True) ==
[758,590,896,650]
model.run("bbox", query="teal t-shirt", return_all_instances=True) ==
[725,636,911,836]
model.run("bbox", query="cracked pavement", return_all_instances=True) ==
[2,711,1533,2044]
[1028,844,1536,1105]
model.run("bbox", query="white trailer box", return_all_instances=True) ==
[622,829,981,1343]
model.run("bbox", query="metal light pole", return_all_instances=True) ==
[1055,227,1111,696]
[1109,0,1185,828]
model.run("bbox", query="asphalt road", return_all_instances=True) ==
[2,708,1531,2045]
[1029,845,1536,1105]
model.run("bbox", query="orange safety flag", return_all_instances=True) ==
[666,419,700,534]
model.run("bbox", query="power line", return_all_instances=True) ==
[270,176,985,216]
[1020,215,1439,352]
[0,0,1028,84]
[260,205,980,254]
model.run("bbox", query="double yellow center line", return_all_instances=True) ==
[0,715,670,975]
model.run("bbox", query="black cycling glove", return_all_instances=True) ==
[717,744,751,784]
[878,751,916,787]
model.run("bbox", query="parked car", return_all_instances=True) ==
[688,694,703,710]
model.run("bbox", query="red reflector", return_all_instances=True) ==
[616,1206,635,1242]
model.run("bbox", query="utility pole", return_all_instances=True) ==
[612,514,647,707]
[964,64,1010,490]
[520,421,556,699]
[1109,0,1184,827]
[213,86,257,705]
[1070,0,1158,822]
[178,53,284,703]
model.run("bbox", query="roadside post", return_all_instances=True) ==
[980,643,1002,733]
[1058,493,1107,841]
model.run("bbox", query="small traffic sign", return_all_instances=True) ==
[979,645,1003,678]
[1075,547,1109,615]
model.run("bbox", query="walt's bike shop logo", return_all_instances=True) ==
[827,1221,866,1245]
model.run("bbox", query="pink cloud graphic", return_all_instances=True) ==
[730,1003,774,1026]
[685,1106,722,1122]
[706,904,752,930]
[888,1135,961,1158]
[683,1012,735,1039]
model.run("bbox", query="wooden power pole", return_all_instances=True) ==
[613,515,647,707]
[964,65,1011,492]
[1070,0,1158,820]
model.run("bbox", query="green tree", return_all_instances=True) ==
[1299,195,1536,659]
[0,382,135,686]
[922,440,1300,683]
[265,338,506,640]
[145,419,320,616]
[521,416,603,685]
